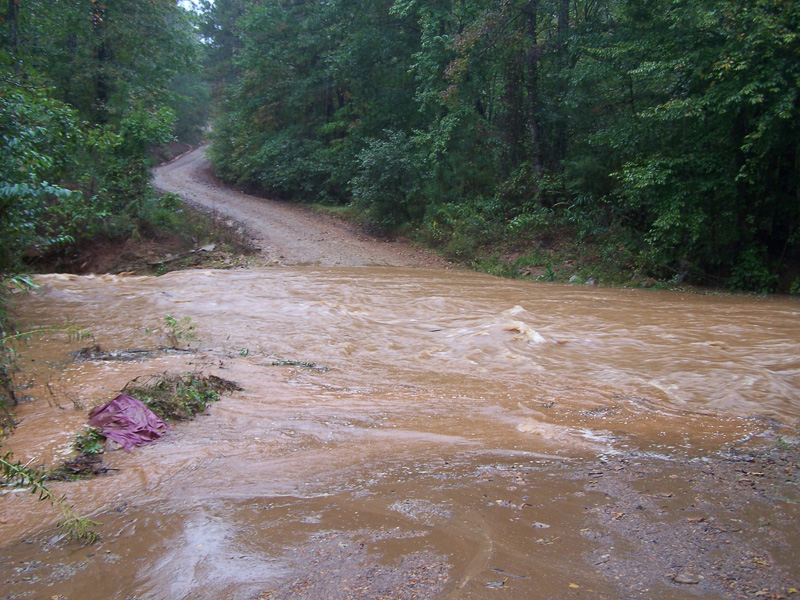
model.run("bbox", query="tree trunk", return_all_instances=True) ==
[557,0,569,45]
[93,5,110,123]
[523,0,542,177]
[504,57,526,165]
[7,0,19,73]
[553,0,570,168]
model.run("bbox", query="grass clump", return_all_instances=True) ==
[123,373,241,422]
[49,426,108,481]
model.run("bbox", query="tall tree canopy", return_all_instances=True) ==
[206,0,800,291]
[0,0,207,278]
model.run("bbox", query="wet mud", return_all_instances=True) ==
[1,267,799,599]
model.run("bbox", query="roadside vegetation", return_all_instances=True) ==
[205,0,800,294]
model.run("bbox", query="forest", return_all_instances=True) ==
[0,0,207,290]
[2,0,800,293]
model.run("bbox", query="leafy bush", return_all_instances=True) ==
[140,193,185,231]
[351,131,426,228]
[163,315,198,349]
[91,106,175,215]
[506,205,554,240]
[729,246,779,293]
[0,85,88,276]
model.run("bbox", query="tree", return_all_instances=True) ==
[204,0,800,290]
[1,0,206,278]
[580,0,800,287]
[0,81,87,277]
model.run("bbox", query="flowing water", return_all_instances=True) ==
[2,267,799,599]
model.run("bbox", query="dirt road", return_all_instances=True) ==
[153,146,449,268]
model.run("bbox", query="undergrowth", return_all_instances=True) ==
[31,192,259,276]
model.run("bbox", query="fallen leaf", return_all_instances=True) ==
[569,582,580,589]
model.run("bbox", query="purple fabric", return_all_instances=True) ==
[88,394,168,451]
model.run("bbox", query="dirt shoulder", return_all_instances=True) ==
[152,146,450,269]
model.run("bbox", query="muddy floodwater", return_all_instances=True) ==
[2,267,799,599]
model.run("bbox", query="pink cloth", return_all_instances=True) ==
[88,394,168,451]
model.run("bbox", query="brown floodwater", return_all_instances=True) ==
[1,268,799,599]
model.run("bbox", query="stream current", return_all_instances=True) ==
[1,267,799,599]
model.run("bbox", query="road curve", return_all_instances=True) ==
[153,145,449,268]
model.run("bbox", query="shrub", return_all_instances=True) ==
[351,130,426,229]
[729,246,779,293]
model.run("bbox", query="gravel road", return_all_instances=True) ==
[153,146,449,268]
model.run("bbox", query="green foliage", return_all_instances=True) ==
[168,73,211,144]
[507,205,554,240]
[162,315,198,349]
[59,508,101,545]
[0,0,206,276]
[471,257,516,278]
[204,0,800,290]
[141,192,185,231]
[0,82,88,276]
[73,427,106,457]
[729,246,779,294]
[1,449,56,500]
[419,196,507,262]
[351,131,426,228]
[584,0,800,284]
[207,0,421,204]
[123,373,239,422]
[85,106,176,220]
[9,0,200,126]
[0,72,184,269]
